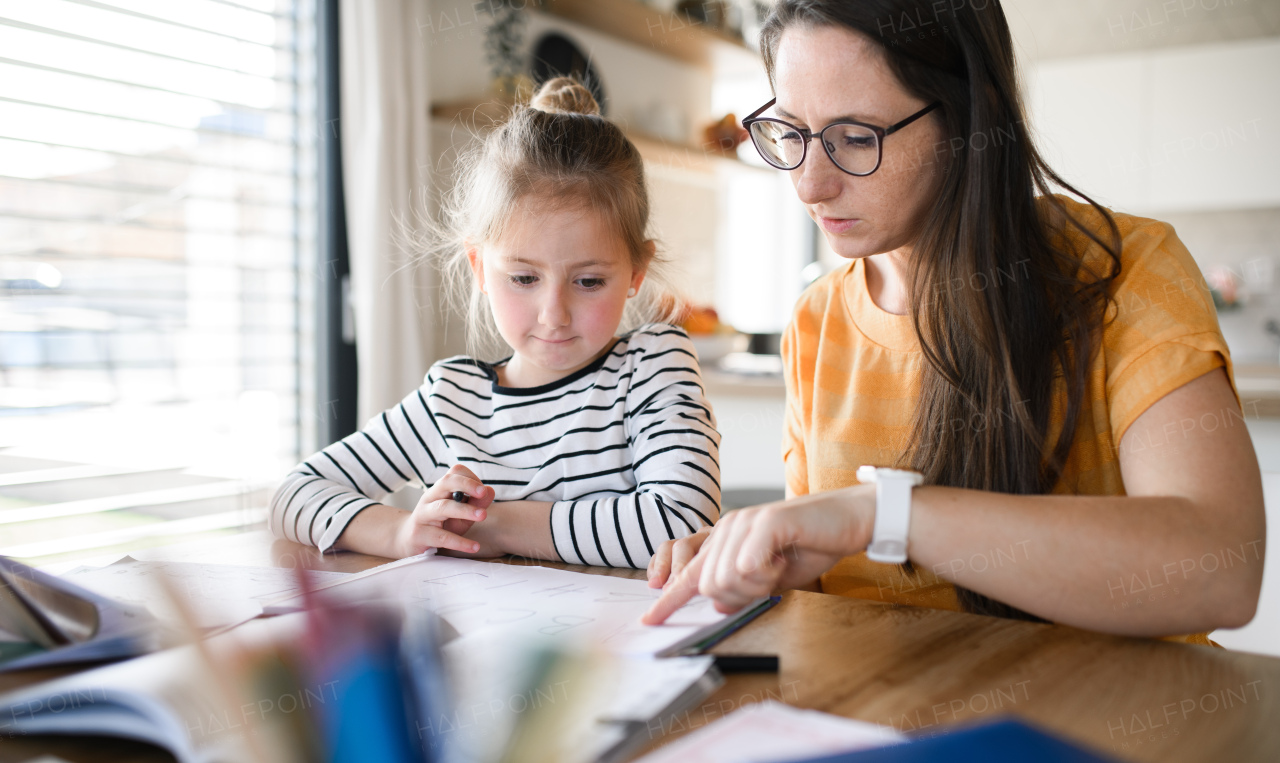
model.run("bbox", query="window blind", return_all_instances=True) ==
[0,0,316,565]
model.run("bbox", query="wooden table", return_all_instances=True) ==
[3,530,1278,762]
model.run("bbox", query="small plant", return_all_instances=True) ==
[482,0,528,97]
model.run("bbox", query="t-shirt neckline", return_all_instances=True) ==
[477,337,623,396]
[842,258,918,352]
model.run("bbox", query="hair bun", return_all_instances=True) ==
[530,77,600,116]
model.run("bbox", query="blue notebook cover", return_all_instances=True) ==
[791,718,1122,763]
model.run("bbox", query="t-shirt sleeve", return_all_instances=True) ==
[268,370,451,551]
[1103,220,1237,445]
[780,315,810,498]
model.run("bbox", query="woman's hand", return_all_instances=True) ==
[641,487,873,624]
[393,465,495,557]
[647,526,713,589]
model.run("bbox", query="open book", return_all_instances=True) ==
[0,611,726,763]
[0,556,161,672]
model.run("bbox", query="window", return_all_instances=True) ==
[0,0,316,566]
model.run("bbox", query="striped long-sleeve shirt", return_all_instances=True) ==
[269,323,721,568]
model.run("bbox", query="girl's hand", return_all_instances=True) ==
[393,465,495,557]
[647,526,713,589]
[640,487,873,624]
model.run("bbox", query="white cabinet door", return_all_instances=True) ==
[1026,54,1148,209]
[1147,39,1280,212]
[1026,38,1280,214]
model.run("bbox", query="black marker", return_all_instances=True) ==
[451,491,470,504]
[713,654,779,673]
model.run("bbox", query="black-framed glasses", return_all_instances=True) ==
[742,98,940,176]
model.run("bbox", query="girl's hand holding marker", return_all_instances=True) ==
[392,464,495,558]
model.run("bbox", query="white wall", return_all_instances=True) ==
[709,391,786,490]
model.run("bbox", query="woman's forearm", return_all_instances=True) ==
[908,487,1265,636]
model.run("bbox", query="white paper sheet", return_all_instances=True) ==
[65,557,351,630]
[634,701,903,763]
[263,555,768,658]
[597,654,719,723]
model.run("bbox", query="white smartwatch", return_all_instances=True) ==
[856,465,924,564]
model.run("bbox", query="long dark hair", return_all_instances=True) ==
[761,1,1122,620]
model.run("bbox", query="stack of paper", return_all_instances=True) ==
[262,554,774,658]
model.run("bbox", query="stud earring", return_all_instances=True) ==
[627,287,637,298]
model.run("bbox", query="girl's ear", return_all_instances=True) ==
[629,242,655,296]
[466,244,487,294]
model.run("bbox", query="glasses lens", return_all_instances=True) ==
[749,120,805,169]
[821,123,880,175]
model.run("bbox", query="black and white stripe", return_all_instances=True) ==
[269,324,722,567]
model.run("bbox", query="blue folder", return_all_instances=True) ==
[792,718,1122,763]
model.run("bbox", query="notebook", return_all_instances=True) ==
[0,555,162,672]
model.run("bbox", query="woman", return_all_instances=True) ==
[643,0,1265,644]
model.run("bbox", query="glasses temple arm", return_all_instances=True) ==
[883,102,941,136]
[742,97,777,127]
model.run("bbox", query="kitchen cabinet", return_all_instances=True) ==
[1026,37,1280,214]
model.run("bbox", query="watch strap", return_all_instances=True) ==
[858,466,922,564]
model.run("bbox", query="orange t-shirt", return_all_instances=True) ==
[782,197,1235,646]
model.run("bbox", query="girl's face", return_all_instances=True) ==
[772,24,947,260]
[469,202,647,388]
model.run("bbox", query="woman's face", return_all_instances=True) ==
[773,24,947,260]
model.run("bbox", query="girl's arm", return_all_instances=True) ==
[647,369,1266,635]
[447,500,557,560]
[269,383,448,552]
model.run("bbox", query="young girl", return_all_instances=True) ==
[268,78,721,568]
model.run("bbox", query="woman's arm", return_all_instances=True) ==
[647,369,1266,635]
[911,367,1264,634]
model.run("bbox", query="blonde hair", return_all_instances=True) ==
[430,77,672,359]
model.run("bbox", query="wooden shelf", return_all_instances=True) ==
[430,98,764,174]
[430,98,514,127]
[534,0,760,72]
